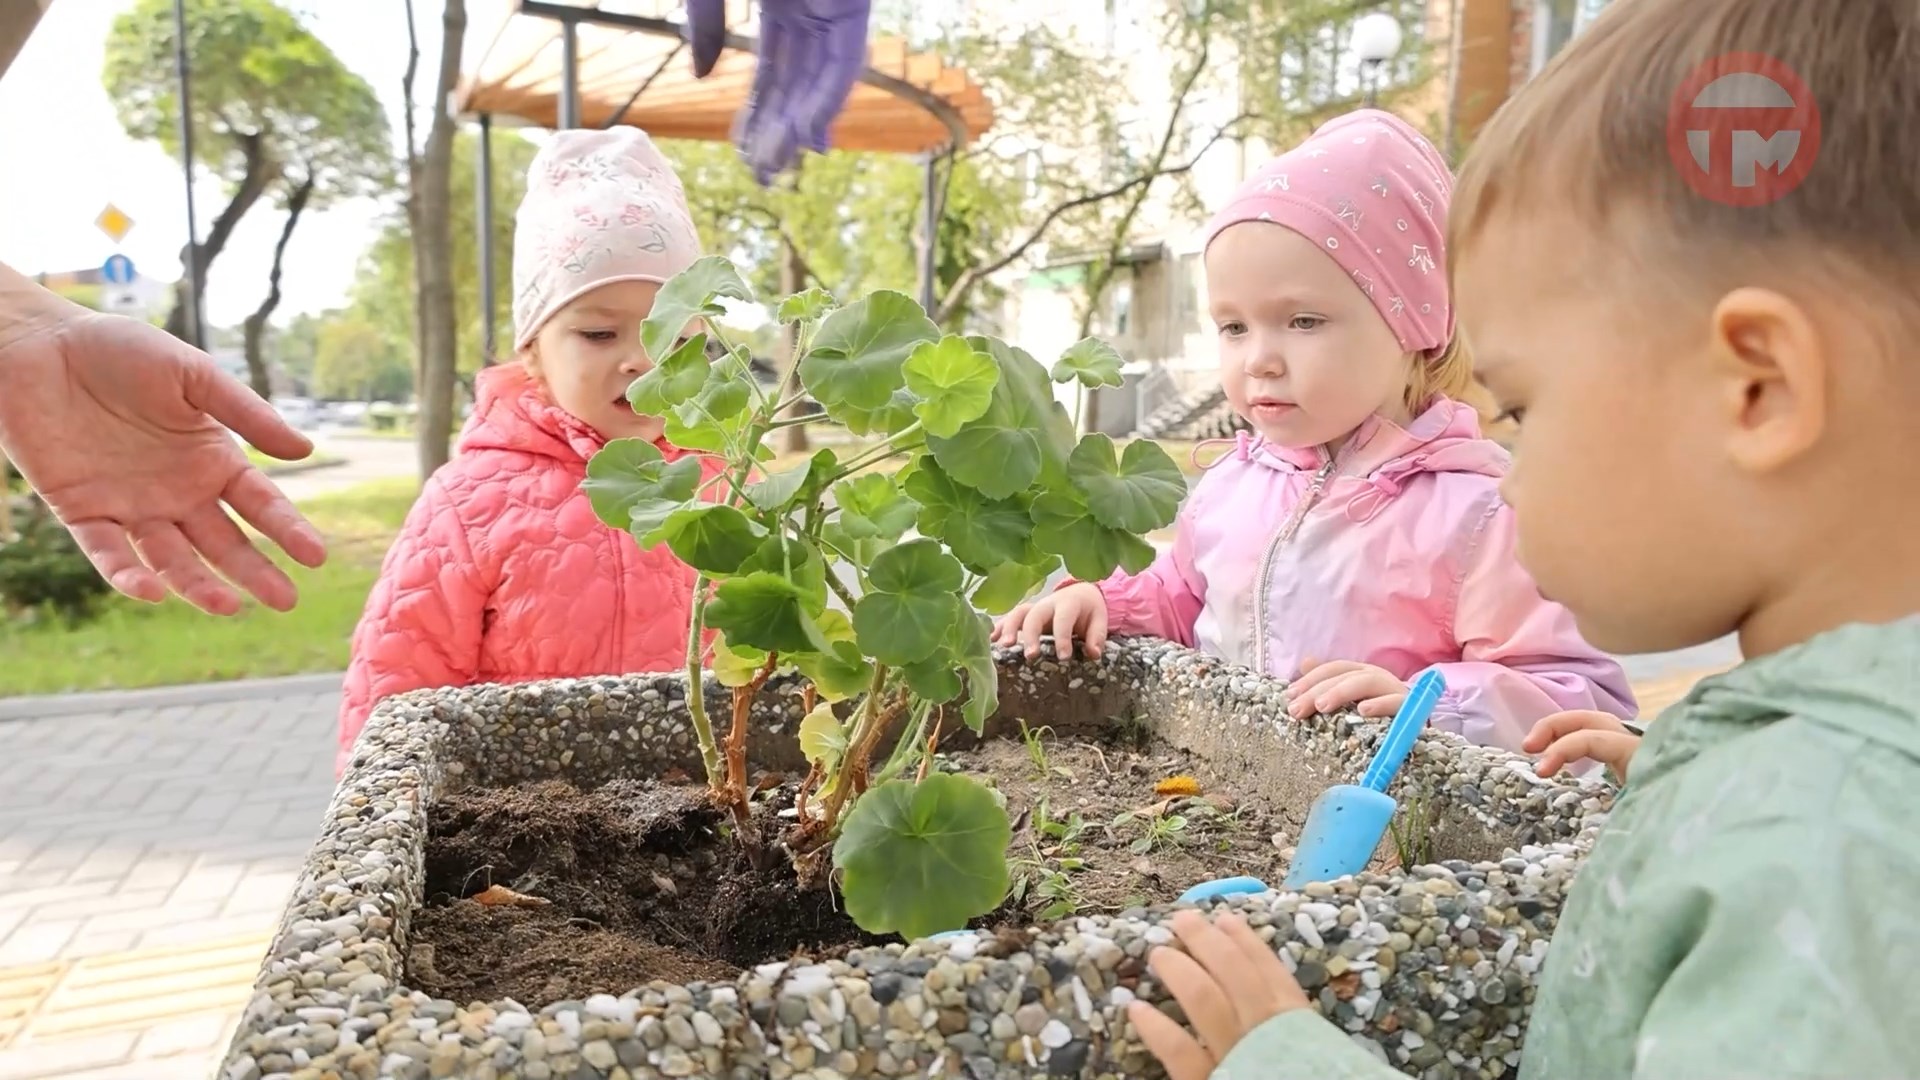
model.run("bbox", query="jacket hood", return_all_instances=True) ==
[1639,617,1920,786]
[1242,395,1509,483]
[458,363,659,466]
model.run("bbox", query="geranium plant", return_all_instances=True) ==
[584,256,1183,940]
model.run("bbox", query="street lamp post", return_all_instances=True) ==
[1351,12,1404,108]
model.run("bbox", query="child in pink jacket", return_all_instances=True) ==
[994,110,1633,753]
[335,129,724,775]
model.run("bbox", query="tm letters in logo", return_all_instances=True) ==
[1666,52,1820,207]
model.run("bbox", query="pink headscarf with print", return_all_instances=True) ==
[511,128,702,352]
[1204,109,1454,357]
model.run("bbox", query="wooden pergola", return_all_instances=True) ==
[457,0,995,359]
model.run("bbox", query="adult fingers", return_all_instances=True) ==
[225,468,326,570]
[184,351,314,463]
[67,520,165,604]
[1144,944,1242,1060]
[181,502,296,613]
[131,520,240,615]
[1125,1001,1216,1080]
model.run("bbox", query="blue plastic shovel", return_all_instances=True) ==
[1282,670,1446,889]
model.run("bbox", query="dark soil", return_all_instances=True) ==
[410,730,1290,1007]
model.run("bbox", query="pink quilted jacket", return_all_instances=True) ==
[335,365,723,774]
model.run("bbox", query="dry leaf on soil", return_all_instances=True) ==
[472,884,550,908]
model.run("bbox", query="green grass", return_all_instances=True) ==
[0,477,419,696]
[244,445,346,475]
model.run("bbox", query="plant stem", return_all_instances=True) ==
[873,698,934,786]
[830,424,922,479]
[767,413,816,431]
[684,574,723,787]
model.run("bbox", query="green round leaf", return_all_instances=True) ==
[835,387,923,438]
[704,573,835,655]
[902,460,1030,572]
[853,540,965,666]
[628,334,715,415]
[640,256,756,364]
[950,609,999,733]
[1051,337,1126,389]
[736,535,828,614]
[1067,434,1187,533]
[583,439,703,535]
[971,557,1059,615]
[901,654,963,703]
[777,287,838,324]
[682,361,754,425]
[711,632,770,688]
[833,774,1013,940]
[1030,492,1159,583]
[656,505,770,575]
[925,337,1076,500]
[903,335,999,438]
[745,460,818,513]
[793,640,874,703]
[798,702,849,768]
[834,474,919,541]
[867,539,965,594]
[800,290,941,411]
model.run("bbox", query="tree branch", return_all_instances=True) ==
[933,111,1252,325]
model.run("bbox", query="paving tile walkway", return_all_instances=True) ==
[0,675,341,1080]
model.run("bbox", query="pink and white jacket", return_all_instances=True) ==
[1092,397,1634,752]
[335,365,724,775]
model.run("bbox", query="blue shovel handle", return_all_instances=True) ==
[1358,670,1446,793]
[1178,876,1271,905]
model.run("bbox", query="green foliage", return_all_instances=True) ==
[103,0,391,203]
[0,499,112,623]
[585,259,1178,940]
[311,317,410,402]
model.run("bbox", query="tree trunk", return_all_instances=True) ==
[776,236,810,454]
[241,174,316,400]
[166,131,274,344]
[412,0,466,480]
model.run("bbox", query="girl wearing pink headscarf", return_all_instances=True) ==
[334,129,725,775]
[996,110,1633,753]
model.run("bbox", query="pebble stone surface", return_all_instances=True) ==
[221,640,1616,1080]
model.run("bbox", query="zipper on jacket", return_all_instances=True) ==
[1251,454,1339,674]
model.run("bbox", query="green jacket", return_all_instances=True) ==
[1217,618,1920,1080]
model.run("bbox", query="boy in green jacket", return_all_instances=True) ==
[1126,0,1920,1076]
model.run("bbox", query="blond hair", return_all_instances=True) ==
[1408,337,1476,414]
[1454,0,1920,319]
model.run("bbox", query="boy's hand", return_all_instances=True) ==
[1127,910,1310,1080]
[1525,710,1641,782]
[992,582,1109,660]
[1287,658,1409,718]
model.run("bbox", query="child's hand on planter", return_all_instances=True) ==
[1525,709,1643,783]
[994,582,1109,660]
[1127,909,1310,1079]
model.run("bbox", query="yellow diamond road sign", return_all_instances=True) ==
[95,204,134,244]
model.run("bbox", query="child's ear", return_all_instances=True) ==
[1707,286,1828,475]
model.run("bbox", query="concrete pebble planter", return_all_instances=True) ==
[221,639,1613,1080]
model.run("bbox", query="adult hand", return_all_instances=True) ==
[1127,909,1311,1080]
[1287,658,1409,719]
[1525,710,1642,782]
[0,281,327,615]
[688,0,873,185]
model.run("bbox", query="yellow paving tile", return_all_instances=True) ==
[7,934,268,1044]
[0,960,68,1049]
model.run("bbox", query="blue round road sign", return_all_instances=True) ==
[101,253,135,285]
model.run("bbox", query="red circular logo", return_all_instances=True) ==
[1665,52,1821,207]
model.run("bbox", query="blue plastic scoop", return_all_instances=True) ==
[1282,670,1446,889]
